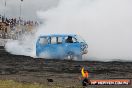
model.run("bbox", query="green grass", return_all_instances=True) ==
[0,80,131,88]
[0,80,63,88]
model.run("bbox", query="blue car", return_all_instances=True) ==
[36,34,88,60]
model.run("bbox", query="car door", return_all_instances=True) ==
[36,36,51,58]
[64,36,82,59]
[48,36,64,59]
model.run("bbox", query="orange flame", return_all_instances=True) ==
[81,67,89,78]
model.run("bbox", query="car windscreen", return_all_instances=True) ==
[75,35,86,43]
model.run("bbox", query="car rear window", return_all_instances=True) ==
[39,37,48,45]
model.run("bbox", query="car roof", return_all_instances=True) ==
[39,34,77,38]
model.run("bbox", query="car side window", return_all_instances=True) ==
[51,37,57,44]
[57,37,62,44]
[39,37,48,45]
[65,36,77,43]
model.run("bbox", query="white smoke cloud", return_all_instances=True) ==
[5,0,132,61]
[36,0,132,61]
[5,33,37,57]
[0,0,59,20]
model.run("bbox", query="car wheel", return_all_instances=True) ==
[67,52,74,60]
[66,52,82,61]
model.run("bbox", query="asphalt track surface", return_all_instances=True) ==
[0,46,132,88]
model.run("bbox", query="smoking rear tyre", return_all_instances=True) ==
[66,52,74,60]
[65,52,82,60]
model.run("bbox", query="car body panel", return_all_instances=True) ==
[36,34,88,60]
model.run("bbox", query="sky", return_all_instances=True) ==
[0,0,59,20]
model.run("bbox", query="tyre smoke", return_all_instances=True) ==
[5,0,132,61]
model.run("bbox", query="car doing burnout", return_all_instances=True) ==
[36,34,88,60]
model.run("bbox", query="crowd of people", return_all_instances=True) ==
[0,14,39,27]
[0,14,39,39]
